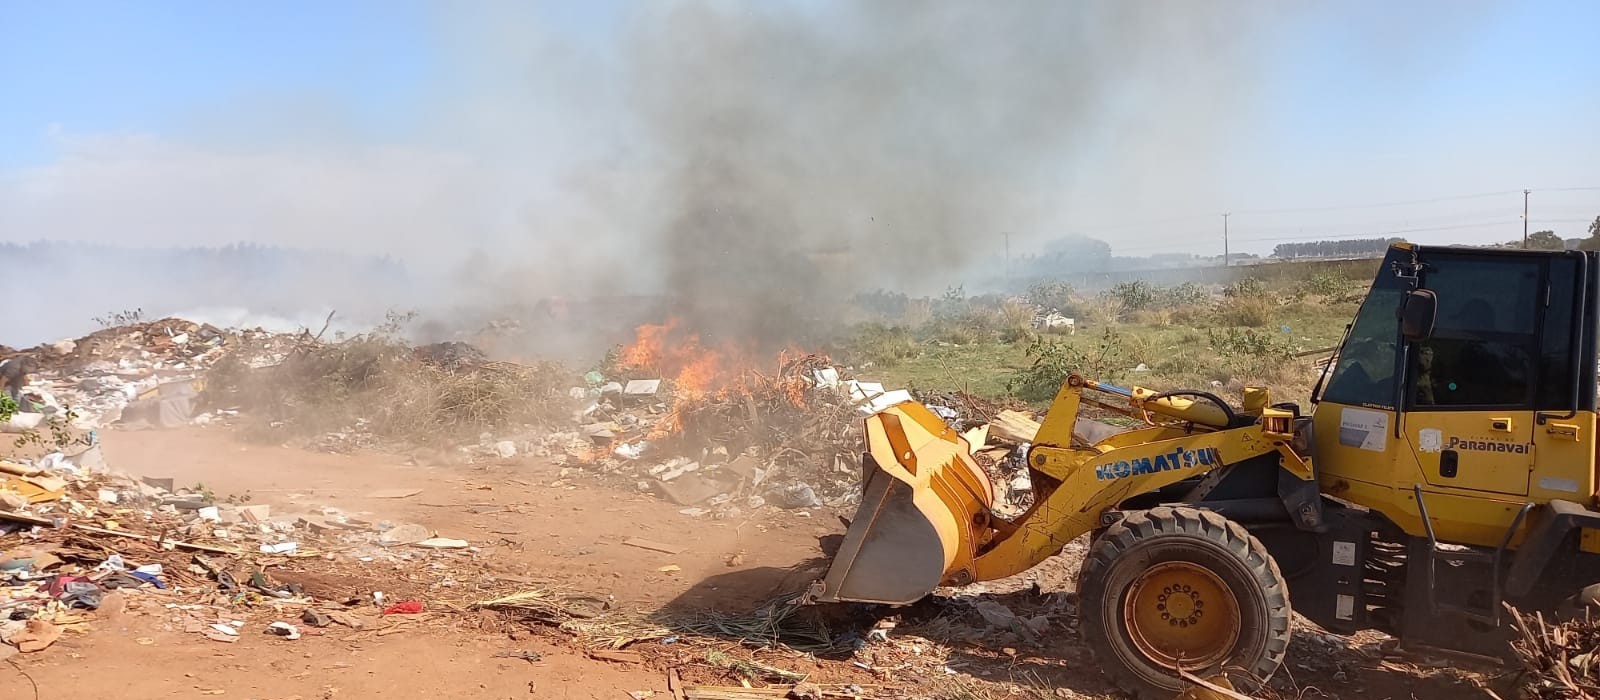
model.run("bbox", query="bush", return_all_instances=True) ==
[1223,277,1267,299]
[850,290,910,320]
[901,298,933,328]
[1026,281,1077,314]
[1127,309,1172,326]
[998,299,1035,326]
[1006,329,1129,403]
[934,285,970,320]
[847,323,921,367]
[1206,327,1293,359]
[1294,272,1345,299]
[1106,280,1156,311]
[1155,282,1207,309]
[1215,296,1274,327]
[926,318,989,346]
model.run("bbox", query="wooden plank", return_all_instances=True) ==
[987,410,1041,445]
[668,669,687,700]
[0,509,53,526]
[587,649,644,664]
[70,523,242,555]
[622,537,685,555]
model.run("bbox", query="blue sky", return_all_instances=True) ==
[2,0,1598,262]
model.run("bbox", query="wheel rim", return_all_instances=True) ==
[1122,561,1243,669]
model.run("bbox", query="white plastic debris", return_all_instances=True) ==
[613,441,648,460]
[260,542,299,555]
[97,488,120,504]
[624,379,661,396]
[810,367,840,389]
[265,622,301,640]
[857,389,914,416]
[493,440,517,459]
[197,506,221,522]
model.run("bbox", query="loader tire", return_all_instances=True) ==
[1078,506,1290,698]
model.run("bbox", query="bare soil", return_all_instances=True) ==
[0,426,1509,699]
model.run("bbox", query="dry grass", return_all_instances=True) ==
[1215,297,1275,327]
[205,334,570,448]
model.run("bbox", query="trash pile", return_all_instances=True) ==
[547,354,1053,519]
[5,318,314,430]
[551,354,870,515]
[0,445,475,656]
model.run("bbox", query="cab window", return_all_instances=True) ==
[1410,256,1540,408]
[1322,253,1406,409]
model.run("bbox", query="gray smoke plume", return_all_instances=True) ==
[2,1,1325,352]
[624,1,1279,346]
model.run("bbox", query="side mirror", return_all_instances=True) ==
[1400,289,1437,342]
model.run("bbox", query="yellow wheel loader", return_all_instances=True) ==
[810,243,1600,697]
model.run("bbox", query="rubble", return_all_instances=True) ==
[0,433,481,657]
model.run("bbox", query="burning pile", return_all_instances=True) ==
[558,319,877,512]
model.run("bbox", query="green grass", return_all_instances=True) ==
[869,341,1031,398]
[852,298,1359,409]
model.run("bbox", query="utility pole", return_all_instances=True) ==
[1523,189,1531,249]
[1004,232,1011,291]
[1223,213,1231,267]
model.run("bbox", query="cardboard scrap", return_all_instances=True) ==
[9,619,62,652]
[0,475,65,504]
[0,460,41,477]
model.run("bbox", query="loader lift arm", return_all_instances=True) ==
[809,373,1306,604]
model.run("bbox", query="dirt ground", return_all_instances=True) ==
[0,426,1508,699]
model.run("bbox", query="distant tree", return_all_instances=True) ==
[1526,230,1566,250]
[1014,235,1113,282]
[1582,216,1600,253]
[1272,237,1402,259]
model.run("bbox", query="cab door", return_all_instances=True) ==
[1528,254,1598,502]
[1404,252,1543,496]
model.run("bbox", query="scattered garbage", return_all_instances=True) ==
[382,600,425,615]
[265,621,302,640]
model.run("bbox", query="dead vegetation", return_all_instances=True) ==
[1510,604,1600,699]
[205,330,570,449]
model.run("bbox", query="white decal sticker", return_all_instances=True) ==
[1417,428,1443,453]
[1339,408,1388,452]
[1332,541,1356,567]
[1539,476,1580,493]
[1336,594,1355,621]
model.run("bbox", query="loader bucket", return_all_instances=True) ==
[807,402,996,605]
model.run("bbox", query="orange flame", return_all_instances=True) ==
[619,319,674,369]
[618,316,749,398]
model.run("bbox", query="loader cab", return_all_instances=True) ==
[1315,243,1600,546]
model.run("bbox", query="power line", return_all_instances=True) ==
[1230,190,1523,216]
[1051,188,1600,237]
